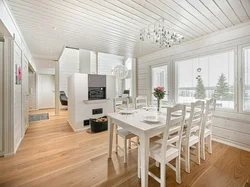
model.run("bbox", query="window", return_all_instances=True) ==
[125,58,132,96]
[176,50,235,110]
[151,65,168,100]
[243,47,250,112]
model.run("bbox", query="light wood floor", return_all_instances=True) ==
[1,109,250,187]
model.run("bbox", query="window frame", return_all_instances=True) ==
[174,47,238,113]
[239,43,250,115]
[150,62,172,102]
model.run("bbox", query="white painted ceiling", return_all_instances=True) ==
[7,0,250,69]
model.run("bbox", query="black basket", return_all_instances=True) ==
[90,116,108,133]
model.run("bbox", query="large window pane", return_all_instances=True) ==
[177,50,235,109]
[243,47,250,112]
[151,65,168,101]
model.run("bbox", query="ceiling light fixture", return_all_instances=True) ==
[140,18,184,48]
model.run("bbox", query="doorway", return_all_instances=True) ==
[38,74,55,109]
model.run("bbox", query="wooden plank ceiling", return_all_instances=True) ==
[7,0,250,62]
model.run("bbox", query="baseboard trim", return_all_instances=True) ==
[213,136,250,152]
[4,152,15,157]
[67,120,89,132]
[0,150,5,157]
[14,136,23,154]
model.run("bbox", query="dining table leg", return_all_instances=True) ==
[140,133,150,187]
[108,117,114,158]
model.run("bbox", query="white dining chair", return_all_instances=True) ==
[138,104,186,186]
[200,99,216,160]
[113,98,138,163]
[182,100,204,173]
[135,96,147,109]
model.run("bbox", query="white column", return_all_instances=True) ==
[55,60,60,116]
[79,49,91,74]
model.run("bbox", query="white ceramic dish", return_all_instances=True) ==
[143,115,160,123]
[119,110,135,115]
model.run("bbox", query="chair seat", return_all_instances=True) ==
[149,140,179,163]
[182,135,199,147]
[117,128,136,139]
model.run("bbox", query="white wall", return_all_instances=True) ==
[0,0,37,154]
[13,43,22,151]
[137,22,250,151]
[38,74,55,109]
[98,52,124,96]
[59,48,79,96]
[28,70,36,110]
[79,49,90,74]
[90,51,97,74]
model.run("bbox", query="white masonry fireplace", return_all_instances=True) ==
[68,73,116,131]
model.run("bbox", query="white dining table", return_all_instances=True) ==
[107,109,169,187]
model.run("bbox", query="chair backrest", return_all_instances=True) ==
[201,99,216,135]
[60,91,68,101]
[135,96,147,109]
[161,104,186,157]
[113,97,129,112]
[185,100,205,145]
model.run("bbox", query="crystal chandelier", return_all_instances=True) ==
[140,18,184,48]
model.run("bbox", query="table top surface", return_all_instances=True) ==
[107,108,190,132]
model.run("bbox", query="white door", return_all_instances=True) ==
[0,40,4,152]
[22,56,29,133]
[38,75,55,109]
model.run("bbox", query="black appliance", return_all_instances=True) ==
[88,74,106,100]
[88,87,106,100]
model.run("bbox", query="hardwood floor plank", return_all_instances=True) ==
[0,109,250,187]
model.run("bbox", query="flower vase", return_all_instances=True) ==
[157,98,160,112]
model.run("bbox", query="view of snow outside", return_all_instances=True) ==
[177,50,235,109]
[151,65,168,102]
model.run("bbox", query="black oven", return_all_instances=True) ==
[88,87,106,100]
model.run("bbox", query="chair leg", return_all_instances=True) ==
[138,145,141,178]
[160,162,166,187]
[115,133,118,153]
[124,138,127,163]
[185,148,190,173]
[176,156,181,184]
[207,135,212,154]
[201,137,205,160]
[196,142,201,165]
[128,139,131,149]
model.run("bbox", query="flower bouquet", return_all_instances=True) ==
[153,86,166,112]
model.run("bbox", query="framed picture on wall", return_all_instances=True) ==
[15,64,22,85]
